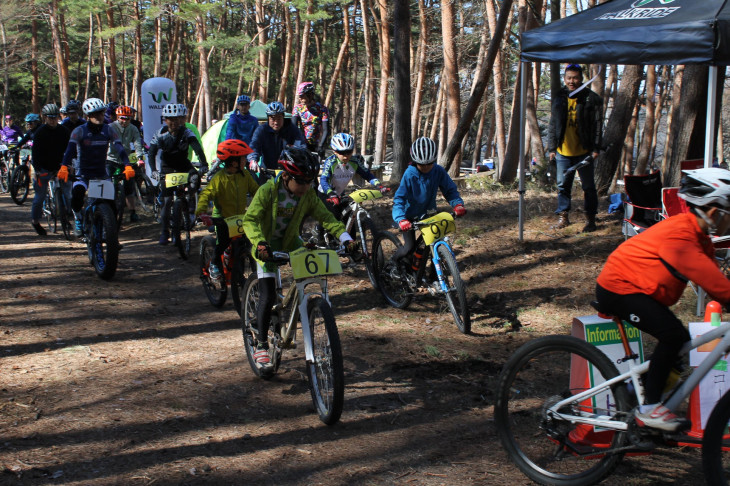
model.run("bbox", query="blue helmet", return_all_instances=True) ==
[237,94,251,105]
[266,101,285,116]
[330,133,355,152]
[24,113,41,123]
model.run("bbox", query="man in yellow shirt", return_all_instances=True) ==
[548,63,603,231]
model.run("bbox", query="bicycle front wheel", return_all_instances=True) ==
[114,181,125,230]
[44,191,57,234]
[373,232,412,309]
[306,296,344,425]
[172,198,191,260]
[10,165,29,205]
[436,244,471,334]
[702,389,730,485]
[357,217,379,290]
[494,335,632,486]
[89,203,119,280]
[55,189,72,240]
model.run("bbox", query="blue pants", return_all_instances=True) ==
[31,171,53,222]
[555,153,598,215]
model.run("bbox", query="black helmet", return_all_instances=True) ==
[278,147,319,181]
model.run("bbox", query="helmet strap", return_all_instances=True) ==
[694,207,718,235]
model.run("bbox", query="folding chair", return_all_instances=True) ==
[622,171,663,238]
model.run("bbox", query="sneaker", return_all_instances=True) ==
[208,263,223,283]
[158,233,169,245]
[635,404,691,433]
[74,218,83,237]
[32,222,47,236]
[253,343,272,370]
[129,211,140,223]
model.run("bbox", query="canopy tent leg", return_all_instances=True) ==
[705,65,718,168]
[519,62,527,241]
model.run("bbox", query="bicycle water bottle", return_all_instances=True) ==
[223,247,232,269]
[411,249,424,271]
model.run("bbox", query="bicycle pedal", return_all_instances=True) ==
[282,341,297,350]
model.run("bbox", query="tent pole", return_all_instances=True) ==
[519,63,527,241]
[705,65,718,168]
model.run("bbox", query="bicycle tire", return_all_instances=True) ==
[0,159,9,193]
[436,244,471,334]
[373,232,412,309]
[702,388,730,485]
[114,180,125,230]
[241,274,277,380]
[199,235,227,308]
[89,203,119,280]
[494,335,631,486]
[56,189,72,240]
[44,189,57,234]
[358,217,379,290]
[10,165,29,205]
[230,250,251,316]
[135,176,151,213]
[172,198,191,260]
[305,296,344,425]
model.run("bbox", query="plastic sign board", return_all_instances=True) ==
[141,77,177,185]
[689,321,730,430]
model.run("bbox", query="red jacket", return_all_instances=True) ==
[597,212,730,306]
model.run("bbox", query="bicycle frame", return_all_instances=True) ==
[547,320,730,432]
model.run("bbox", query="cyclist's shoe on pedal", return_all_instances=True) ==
[32,222,47,236]
[129,211,140,223]
[635,404,691,433]
[254,342,273,371]
[74,218,83,238]
[208,263,223,286]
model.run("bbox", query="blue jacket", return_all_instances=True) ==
[225,111,258,144]
[392,164,463,223]
[247,119,306,170]
[62,122,129,179]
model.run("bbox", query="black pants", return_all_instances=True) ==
[393,229,417,262]
[595,284,690,404]
[211,218,231,270]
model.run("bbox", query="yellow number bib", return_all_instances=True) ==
[225,214,246,236]
[165,172,189,187]
[350,189,382,204]
[289,248,343,279]
[419,212,455,245]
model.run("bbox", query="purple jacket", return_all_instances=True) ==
[1,124,22,144]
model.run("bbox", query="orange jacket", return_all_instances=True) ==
[597,212,730,306]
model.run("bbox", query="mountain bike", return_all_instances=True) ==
[164,171,198,260]
[240,247,345,425]
[301,187,385,289]
[494,301,730,485]
[41,175,72,239]
[76,177,120,280]
[10,148,31,205]
[373,211,471,334]
[199,216,254,314]
[110,163,153,229]
[0,144,12,193]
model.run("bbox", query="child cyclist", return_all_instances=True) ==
[596,168,730,433]
[242,147,358,371]
[318,132,389,220]
[195,139,260,285]
[391,137,467,269]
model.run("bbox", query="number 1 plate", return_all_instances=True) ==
[290,248,343,279]
[87,179,115,200]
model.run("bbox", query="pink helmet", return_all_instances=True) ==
[297,82,315,97]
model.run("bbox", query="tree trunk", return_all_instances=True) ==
[31,18,40,113]
[325,5,350,108]
[391,0,411,181]
[634,65,656,174]
[486,0,507,170]
[295,0,314,100]
[106,4,118,102]
[373,0,391,165]
[132,1,143,111]
[95,13,107,100]
[594,64,644,194]
[410,0,428,139]
[277,4,294,102]
[195,10,213,132]
[255,0,268,101]
[164,17,181,80]
[441,0,462,176]
[154,13,162,78]
[49,0,70,104]
[359,0,375,154]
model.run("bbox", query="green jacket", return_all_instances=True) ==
[243,173,347,266]
[195,169,259,218]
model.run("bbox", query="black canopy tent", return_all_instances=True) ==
[515,0,730,240]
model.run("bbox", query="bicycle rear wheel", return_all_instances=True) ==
[55,189,72,240]
[172,198,191,260]
[10,165,29,204]
[306,296,344,425]
[44,190,57,234]
[436,244,471,334]
[89,203,119,280]
[0,159,9,193]
[357,217,379,290]
[114,180,125,230]
[702,389,730,485]
[373,232,412,309]
[199,235,227,307]
[494,335,632,485]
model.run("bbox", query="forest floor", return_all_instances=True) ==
[0,174,712,485]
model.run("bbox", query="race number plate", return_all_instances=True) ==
[350,189,383,204]
[419,212,455,245]
[225,214,246,236]
[290,248,343,279]
[87,179,115,200]
[165,172,189,187]
[0,144,7,151]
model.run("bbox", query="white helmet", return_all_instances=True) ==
[162,103,185,118]
[82,98,106,115]
[410,137,437,165]
[679,168,730,209]
[330,133,355,152]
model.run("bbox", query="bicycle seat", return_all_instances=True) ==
[590,300,616,320]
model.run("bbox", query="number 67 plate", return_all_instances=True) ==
[290,248,343,279]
